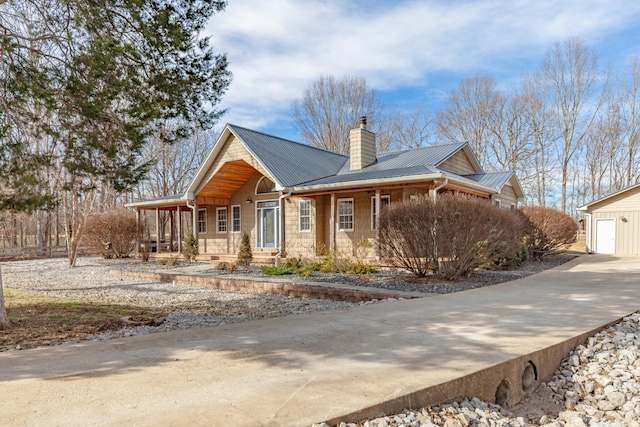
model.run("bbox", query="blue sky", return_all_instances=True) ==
[206,0,640,142]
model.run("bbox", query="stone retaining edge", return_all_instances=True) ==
[113,271,413,303]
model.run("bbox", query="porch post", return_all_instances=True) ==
[330,192,336,253]
[155,208,161,253]
[135,208,140,253]
[169,209,175,252]
[177,206,182,253]
[375,189,381,260]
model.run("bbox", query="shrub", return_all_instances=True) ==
[521,206,578,260]
[216,261,237,272]
[236,232,253,266]
[182,233,198,262]
[82,209,138,259]
[379,193,525,280]
[261,265,295,275]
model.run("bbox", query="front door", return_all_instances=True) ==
[256,201,279,249]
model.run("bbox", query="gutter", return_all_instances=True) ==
[292,172,497,196]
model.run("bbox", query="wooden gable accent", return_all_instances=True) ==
[195,135,272,195]
[197,159,257,200]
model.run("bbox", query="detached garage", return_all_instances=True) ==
[577,184,640,255]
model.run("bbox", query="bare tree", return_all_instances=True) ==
[584,102,623,200]
[291,75,387,154]
[437,74,501,168]
[392,106,437,150]
[541,37,608,211]
[620,55,640,187]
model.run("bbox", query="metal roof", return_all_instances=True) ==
[228,125,348,187]
[300,142,470,186]
[463,171,514,189]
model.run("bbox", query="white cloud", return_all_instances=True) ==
[205,0,640,132]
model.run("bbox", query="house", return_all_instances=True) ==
[577,184,640,255]
[126,117,524,261]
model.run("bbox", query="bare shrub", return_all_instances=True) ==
[379,193,525,280]
[435,194,524,280]
[378,195,437,277]
[82,209,138,258]
[521,206,578,260]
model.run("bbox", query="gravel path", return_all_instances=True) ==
[1,257,362,342]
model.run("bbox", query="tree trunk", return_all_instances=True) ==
[0,266,11,329]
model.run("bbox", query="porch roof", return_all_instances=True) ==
[125,195,187,209]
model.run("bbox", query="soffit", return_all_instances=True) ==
[197,160,257,199]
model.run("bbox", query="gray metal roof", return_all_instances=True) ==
[299,142,468,186]
[229,125,347,187]
[463,171,515,189]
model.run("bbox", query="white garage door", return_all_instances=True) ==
[596,219,616,254]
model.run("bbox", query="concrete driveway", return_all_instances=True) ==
[1,255,639,427]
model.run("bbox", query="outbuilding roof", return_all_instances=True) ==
[577,183,640,211]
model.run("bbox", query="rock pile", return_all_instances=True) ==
[315,312,640,427]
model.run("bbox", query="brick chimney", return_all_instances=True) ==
[349,116,376,171]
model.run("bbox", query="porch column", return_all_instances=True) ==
[330,192,336,253]
[177,206,182,253]
[155,208,161,253]
[135,208,140,253]
[375,189,381,260]
[169,209,175,252]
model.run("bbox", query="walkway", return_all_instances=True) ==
[1,255,639,426]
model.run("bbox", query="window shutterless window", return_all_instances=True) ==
[197,209,207,234]
[371,195,390,230]
[216,207,227,233]
[337,198,354,231]
[494,199,502,208]
[299,200,311,232]
[231,205,241,233]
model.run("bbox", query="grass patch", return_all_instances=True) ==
[1,289,165,350]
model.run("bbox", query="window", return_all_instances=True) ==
[256,176,277,194]
[216,207,227,234]
[494,199,502,208]
[299,200,311,232]
[510,203,516,210]
[232,205,241,233]
[337,198,354,231]
[197,209,207,234]
[371,195,390,230]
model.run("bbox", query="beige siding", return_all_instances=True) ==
[196,135,271,194]
[492,185,518,208]
[587,186,640,255]
[283,196,317,258]
[439,150,477,175]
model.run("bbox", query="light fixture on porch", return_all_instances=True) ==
[246,197,253,204]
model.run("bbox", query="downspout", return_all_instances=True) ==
[583,212,592,254]
[275,188,292,266]
[186,195,197,236]
[432,177,448,202]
